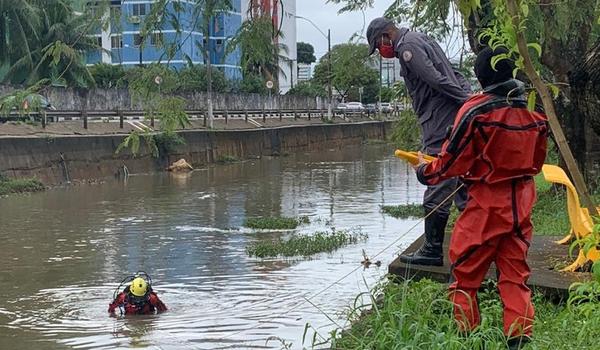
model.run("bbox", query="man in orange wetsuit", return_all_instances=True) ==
[414,47,548,349]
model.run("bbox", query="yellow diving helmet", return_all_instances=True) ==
[129,277,148,297]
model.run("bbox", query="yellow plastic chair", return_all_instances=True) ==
[541,164,599,272]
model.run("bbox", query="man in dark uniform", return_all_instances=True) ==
[367,17,471,266]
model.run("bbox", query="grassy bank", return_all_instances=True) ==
[246,229,367,258]
[0,175,45,196]
[244,216,310,230]
[330,278,600,349]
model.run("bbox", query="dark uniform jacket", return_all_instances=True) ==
[395,28,471,153]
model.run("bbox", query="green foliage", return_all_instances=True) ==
[0,79,51,117]
[177,65,230,93]
[1,0,101,87]
[297,42,317,64]
[246,228,367,258]
[389,109,422,151]
[313,43,378,102]
[89,63,127,89]
[286,81,327,98]
[331,278,600,350]
[381,204,423,219]
[238,74,268,94]
[227,16,287,87]
[126,63,178,103]
[380,86,396,102]
[0,176,45,196]
[243,216,310,230]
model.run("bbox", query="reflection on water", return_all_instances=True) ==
[0,145,425,349]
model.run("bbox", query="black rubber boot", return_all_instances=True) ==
[399,211,449,266]
[507,336,531,350]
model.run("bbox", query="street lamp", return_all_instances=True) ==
[295,15,332,120]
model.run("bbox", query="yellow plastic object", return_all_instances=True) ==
[394,149,435,166]
[541,164,598,272]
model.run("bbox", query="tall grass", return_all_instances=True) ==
[246,229,367,258]
[330,278,600,349]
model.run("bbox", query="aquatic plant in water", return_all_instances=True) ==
[246,228,367,258]
[244,216,310,230]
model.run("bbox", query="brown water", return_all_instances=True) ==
[0,145,425,350]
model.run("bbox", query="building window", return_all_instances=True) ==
[110,6,121,21]
[132,3,146,16]
[215,39,223,52]
[111,35,122,49]
[95,36,102,47]
[150,33,163,47]
[133,34,144,47]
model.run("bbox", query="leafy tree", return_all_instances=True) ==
[286,81,326,97]
[380,86,396,103]
[1,0,101,87]
[313,43,377,102]
[331,0,600,185]
[297,42,317,64]
[227,16,288,90]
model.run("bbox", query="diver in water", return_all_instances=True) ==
[108,272,167,315]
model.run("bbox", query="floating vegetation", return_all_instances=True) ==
[246,228,367,258]
[381,204,423,219]
[244,216,310,230]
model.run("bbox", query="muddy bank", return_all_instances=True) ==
[0,121,392,185]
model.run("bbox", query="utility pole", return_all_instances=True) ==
[327,29,332,120]
[378,54,382,105]
[206,22,214,129]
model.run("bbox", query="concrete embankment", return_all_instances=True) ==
[0,121,392,185]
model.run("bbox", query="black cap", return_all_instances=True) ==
[367,17,394,55]
[474,46,516,88]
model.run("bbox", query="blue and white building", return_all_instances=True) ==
[87,0,243,80]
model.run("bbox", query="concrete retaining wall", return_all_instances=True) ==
[0,85,323,111]
[0,121,391,185]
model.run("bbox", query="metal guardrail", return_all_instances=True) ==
[0,108,400,129]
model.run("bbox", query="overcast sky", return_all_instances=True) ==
[296,1,392,60]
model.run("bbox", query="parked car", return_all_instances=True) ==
[365,104,377,113]
[345,102,365,113]
[379,102,393,113]
[335,103,348,112]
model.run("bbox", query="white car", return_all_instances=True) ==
[345,102,365,112]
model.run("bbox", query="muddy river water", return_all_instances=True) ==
[0,145,425,349]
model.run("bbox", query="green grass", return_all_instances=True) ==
[381,204,423,219]
[244,216,310,230]
[329,278,600,350]
[0,175,45,196]
[246,229,367,258]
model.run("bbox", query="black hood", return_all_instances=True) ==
[483,79,525,98]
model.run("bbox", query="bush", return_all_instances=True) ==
[237,74,268,94]
[286,81,326,97]
[0,176,45,195]
[89,63,127,88]
[177,65,230,93]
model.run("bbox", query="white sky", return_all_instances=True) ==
[295,0,467,62]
